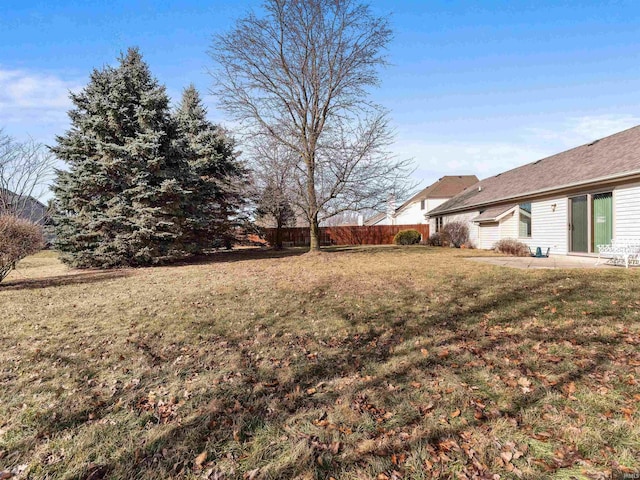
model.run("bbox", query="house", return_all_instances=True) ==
[0,188,49,225]
[427,125,640,254]
[365,175,478,226]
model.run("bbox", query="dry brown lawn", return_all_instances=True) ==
[1,246,639,479]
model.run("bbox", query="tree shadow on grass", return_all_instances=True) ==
[68,272,634,478]
[0,270,133,291]
[7,267,637,479]
[160,247,308,268]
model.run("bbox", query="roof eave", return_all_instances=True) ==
[473,206,517,223]
[428,169,640,217]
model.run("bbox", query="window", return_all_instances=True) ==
[435,217,443,232]
[519,202,532,237]
[420,199,426,210]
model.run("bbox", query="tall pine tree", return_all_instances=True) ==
[52,48,191,267]
[174,85,245,252]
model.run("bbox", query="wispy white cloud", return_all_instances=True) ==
[397,113,640,188]
[0,68,82,141]
[527,114,640,148]
[394,139,552,185]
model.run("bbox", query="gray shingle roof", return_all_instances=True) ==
[365,175,479,224]
[430,125,640,216]
[0,188,48,225]
[472,204,516,222]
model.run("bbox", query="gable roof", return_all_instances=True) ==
[364,175,478,225]
[471,204,516,223]
[430,125,640,216]
[0,188,49,225]
[401,175,479,208]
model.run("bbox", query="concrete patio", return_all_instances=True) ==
[467,255,620,269]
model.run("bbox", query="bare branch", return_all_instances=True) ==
[0,129,54,223]
[210,0,412,250]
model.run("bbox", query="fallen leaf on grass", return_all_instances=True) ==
[500,451,513,463]
[518,377,532,393]
[532,431,552,441]
[194,451,207,468]
[450,409,461,418]
[419,403,434,415]
[244,468,260,480]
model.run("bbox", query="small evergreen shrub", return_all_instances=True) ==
[493,238,530,256]
[441,221,469,248]
[393,229,422,245]
[0,216,44,282]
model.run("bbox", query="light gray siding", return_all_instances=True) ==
[499,211,518,239]
[614,183,640,239]
[519,197,568,254]
[440,198,568,253]
[478,222,500,249]
[444,211,480,246]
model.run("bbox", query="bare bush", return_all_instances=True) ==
[0,216,44,282]
[441,221,469,248]
[426,232,444,246]
[493,238,530,256]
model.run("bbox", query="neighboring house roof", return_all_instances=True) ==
[401,175,480,208]
[0,188,49,225]
[430,125,640,216]
[363,211,387,226]
[365,175,479,225]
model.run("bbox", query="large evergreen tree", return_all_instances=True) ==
[52,48,190,267]
[174,85,245,252]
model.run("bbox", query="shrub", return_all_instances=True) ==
[441,221,469,248]
[426,232,443,246]
[493,238,530,256]
[393,229,422,245]
[0,216,45,282]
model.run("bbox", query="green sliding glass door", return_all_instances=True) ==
[592,193,613,249]
[570,196,588,253]
[570,192,613,253]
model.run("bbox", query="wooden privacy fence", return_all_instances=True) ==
[263,224,430,246]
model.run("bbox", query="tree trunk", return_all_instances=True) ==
[306,153,321,252]
[275,220,283,250]
[309,214,320,252]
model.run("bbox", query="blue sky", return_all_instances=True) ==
[2,0,640,194]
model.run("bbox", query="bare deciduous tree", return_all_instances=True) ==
[210,0,413,251]
[249,140,298,249]
[0,129,54,222]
